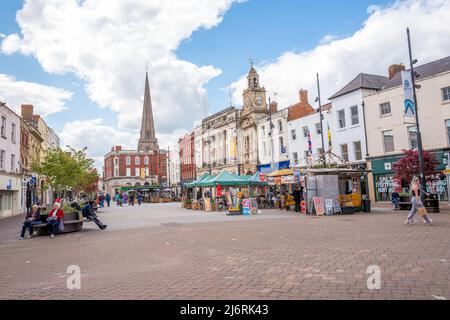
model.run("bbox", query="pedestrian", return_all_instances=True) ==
[405,177,432,225]
[115,193,120,206]
[122,193,128,207]
[47,202,64,238]
[129,194,135,206]
[105,193,111,207]
[292,186,302,213]
[99,194,105,208]
[137,193,143,206]
[19,205,41,240]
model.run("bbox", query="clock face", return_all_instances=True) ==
[255,95,263,106]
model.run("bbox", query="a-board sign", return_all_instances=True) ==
[204,198,212,212]
[325,199,333,216]
[250,198,259,215]
[312,197,325,216]
[333,198,342,215]
[242,199,251,215]
[301,200,307,214]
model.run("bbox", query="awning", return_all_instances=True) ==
[267,168,294,177]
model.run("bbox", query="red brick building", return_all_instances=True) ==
[103,73,167,194]
[179,132,196,183]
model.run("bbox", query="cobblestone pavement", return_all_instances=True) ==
[0,203,449,300]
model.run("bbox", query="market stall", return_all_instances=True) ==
[266,168,300,210]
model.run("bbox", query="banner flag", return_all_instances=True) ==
[402,71,416,121]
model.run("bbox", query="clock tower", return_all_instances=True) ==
[242,64,268,116]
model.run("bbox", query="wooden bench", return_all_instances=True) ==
[33,211,94,236]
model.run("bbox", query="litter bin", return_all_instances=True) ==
[362,199,371,213]
[424,194,439,213]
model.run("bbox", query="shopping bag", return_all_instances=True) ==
[417,206,428,217]
[58,220,65,232]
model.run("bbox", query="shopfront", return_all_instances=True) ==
[0,173,21,218]
[370,152,449,202]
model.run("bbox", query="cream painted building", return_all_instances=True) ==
[0,102,22,218]
[365,56,450,202]
[196,107,239,176]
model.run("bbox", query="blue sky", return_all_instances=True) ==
[1,0,449,167]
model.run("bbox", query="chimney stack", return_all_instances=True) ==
[388,64,406,80]
[21,104,34,122]
[299,89,308,104]
[270,100,278,113]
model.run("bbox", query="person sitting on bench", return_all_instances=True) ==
[47,202,64,239]
[82,200,107,230]
[19,205,41,240]
[391,190,401,210]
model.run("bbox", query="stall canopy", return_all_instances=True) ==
[197,171,249,187]
[241,172,268,186]
[267,168,294,177]
[184,173,210,188]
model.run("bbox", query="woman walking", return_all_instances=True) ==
[405,177,432,226]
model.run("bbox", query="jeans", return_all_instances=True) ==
[106,200,110,207]
[47,219,60,235]
[20,220,41,237]
[407,197,431,223]
[392,198,400,209]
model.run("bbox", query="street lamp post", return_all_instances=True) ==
[268,97,275,165]
[407,27,427,198]
[235,108,241,176]
[316,73,326,167]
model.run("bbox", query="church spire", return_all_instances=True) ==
[138,71,159,153]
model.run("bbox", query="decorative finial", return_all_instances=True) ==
[249,58,254,68]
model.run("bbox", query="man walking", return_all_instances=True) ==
[293,186,302,213]
[105,193,111,207]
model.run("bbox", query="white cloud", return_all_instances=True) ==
[2,0,242,134]
[0,73,73,116]
[231,0,450,109]
[319,34,339,44]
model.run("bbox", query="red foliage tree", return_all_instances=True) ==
[392,149,440,185]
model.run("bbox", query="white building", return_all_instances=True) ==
[257,102,290,173]
[0,102,22,218]
[364,57,450,202]
[288,103,333,167]
[168,143,180,189]
[329,73,390,166]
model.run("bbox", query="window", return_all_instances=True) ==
[383,130,395,152]
[315,123,322,135]
[446,120,450,145]
[126,157,131,165]
[302,126,309,138]
[11,154,15,172]
[408,126,418,150]
[1,116,6,137]
[293,152,299,163]
[135,157,140,165]
[135,168,140,177]
[0,150,5,170]
[291,129,297,141]
[114,157,119,165]
[350,106,359,125]
[279,137,285,153]
[11,123,16,143]
[278,120,283,133]
[340,144,349,162]
[261,126,266,137]
[144,156,149,165]
[114,168,119,177]
[380,102,391,116]
[353,141,362,161]
[442,87,450,102]
[337,110,346,129]
[126,168,131,177]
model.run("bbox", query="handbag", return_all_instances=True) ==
[58,219,65,232]
[417,206,428,217]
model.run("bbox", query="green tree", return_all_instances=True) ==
[32,147,98,197]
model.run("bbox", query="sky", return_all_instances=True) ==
[1,0,450,170]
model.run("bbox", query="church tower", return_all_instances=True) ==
[138,72,159,153]
[242,63,268,116]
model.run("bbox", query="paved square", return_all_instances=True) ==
[0,203,449,300]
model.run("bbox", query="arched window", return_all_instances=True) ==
[126,157,131,165]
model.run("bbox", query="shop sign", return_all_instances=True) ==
[313,197,325,216]
[325,199,333,216]
[376,176,399,193]
[426,175,447,194]
[242,199,251,215]
[281,175,295,184]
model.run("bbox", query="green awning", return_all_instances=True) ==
[197,171,249,187]
[184,172,210,188]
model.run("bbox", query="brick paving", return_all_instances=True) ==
[0,203,449,300]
